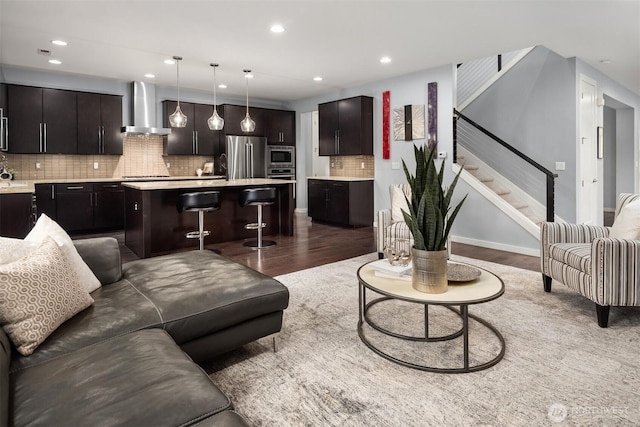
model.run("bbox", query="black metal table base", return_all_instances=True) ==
[357,285,505,374]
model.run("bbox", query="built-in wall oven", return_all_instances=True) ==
[266,167,295,180]
[266,145,295,169]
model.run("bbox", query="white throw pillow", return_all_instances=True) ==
[610,199,640,240]
[0,237,40,265]
[390,185,411,223]
[0,237,94,356]
[25,214,102,293]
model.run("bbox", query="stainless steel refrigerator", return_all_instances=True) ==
[225,135,267,179]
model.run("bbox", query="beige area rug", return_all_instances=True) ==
[205,254,640,426]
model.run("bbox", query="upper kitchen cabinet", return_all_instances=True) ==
[219,104,265,137]
[0,84,6,151]
[264,109,295,145]
[77,93,123,155]
[6,85,77,154]
[163,101,222,156]
[318,95,373,156]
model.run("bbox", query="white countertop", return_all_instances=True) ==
[122,178,296,191]
[307,176,374,182]
[0,175,227,194]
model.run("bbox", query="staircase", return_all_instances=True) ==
[453,48,558,240]
[456,147,547,227]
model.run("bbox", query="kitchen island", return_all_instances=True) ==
[122,178,295,258]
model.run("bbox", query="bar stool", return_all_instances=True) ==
[176,191,221,250]
[239,187,277,249]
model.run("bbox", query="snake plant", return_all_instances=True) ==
[401,144,466,251]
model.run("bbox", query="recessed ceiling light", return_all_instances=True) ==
[51,40,68,46]
[313,76,323,82]
[270,24,285,33]
[144,73,155,78]
[48,59,62,65]
[379,56,392,64]
[218,84,227,89]
[600,59,611,64]
[164,59,175,65]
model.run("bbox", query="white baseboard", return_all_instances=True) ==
[604,207,615,213]
[295,208,308,215]
[451,235,540,257]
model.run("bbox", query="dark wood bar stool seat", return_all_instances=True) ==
[176,191,221,250]
[239,187,277,249]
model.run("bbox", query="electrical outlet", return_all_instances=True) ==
[166,162,171,169]
[555,162,566,171]
[35,162,41,169]
[437,151,447,159]
[391,162,400,170]
[361,162,365,169]
[93,162,99,170]
[331,162,335,168]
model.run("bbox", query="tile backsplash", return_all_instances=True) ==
[3,137,375,180]
[3,134,212,180]
[329,155,375,178]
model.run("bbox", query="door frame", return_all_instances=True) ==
[577,74,599,225]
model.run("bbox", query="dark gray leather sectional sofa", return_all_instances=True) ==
[1,237,290,426]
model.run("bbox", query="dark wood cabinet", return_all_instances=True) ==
[6,85,77,154]
[0,193,33,238]
[318,96,373,156]
[35,184,57,221]
[264,109,295,145]
[308,179,373,227]
[7,85,43,154]
[219,104,265,137]
[93,183,125,229]
[218,104,296,145]
[36,182,124,233]
[55,183,94,232]
[0,84,6,151]
[163,101,222,156]
[77,93,123,155]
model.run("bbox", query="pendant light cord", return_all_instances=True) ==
[245,74,249,114]
[213,66,217,108]
[176,59,180,107]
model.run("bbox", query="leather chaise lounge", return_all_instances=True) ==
[1,237,290,426]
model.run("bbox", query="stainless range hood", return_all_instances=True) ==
[121,82,171,136]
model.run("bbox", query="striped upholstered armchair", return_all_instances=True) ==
[540,193,640,327]
[376,184,413,259]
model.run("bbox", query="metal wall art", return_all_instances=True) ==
[427,82,437,150]
[393,104,425,141]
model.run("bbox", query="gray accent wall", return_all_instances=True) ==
[461,46,577,221]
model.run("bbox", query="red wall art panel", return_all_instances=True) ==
[382,90,390,159]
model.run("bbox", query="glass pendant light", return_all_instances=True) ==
[207,63,224,130]
[169,56,187,128]
[240,69,256,133]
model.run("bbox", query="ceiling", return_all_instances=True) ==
[1,0,638,103]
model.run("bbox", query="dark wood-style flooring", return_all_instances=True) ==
[80,214,540,277]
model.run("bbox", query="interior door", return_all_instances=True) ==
[578,75,598,225]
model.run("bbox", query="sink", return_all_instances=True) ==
[0,180,28,188]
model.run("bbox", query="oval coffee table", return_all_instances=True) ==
[357,260,505,373]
